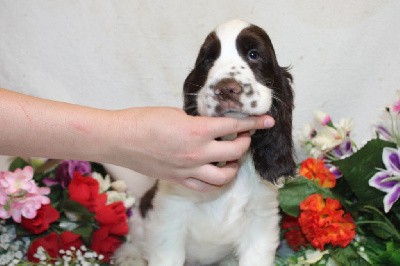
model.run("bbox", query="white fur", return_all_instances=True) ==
[114,19,280,266]
[197,19,273,117]
[115,155,280,266]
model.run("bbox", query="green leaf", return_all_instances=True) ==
[73,223,94,245]
[333,139,396,208]
[279,176,334,217]
[358,206,400,240]
[372,241,400,265]
[58,199,95,223]
[8,157,29,171]
[330,245,370,266]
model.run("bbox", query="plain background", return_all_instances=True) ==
[1,0,400,171]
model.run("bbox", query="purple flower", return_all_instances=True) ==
[331,139,354,159]
[369,147,400,213]
[55,160,91,188]
[375,125,393,141]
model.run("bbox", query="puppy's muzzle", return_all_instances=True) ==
[214,78,244,115]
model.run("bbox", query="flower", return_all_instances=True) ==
[314,111,332,126]
[27,233,60,263]
[91,227,122,262]
[369,147,400,213]
[92,172,111,193]
[299,158,336,188]
[392,90,400,113]
[59,231,83,251]
[95,201,129,236]
[55,160,91,188]
[298,194,356,250]
[27,232,83,263]
[20,204,59,234]
[0,158,132,265]
[0,166,50,223]
[312,126,348,154]
[281,215,308,251]
[68,172,107,213]
[0,166,36,194]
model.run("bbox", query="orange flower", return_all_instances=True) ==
[298,194,356,250]
[299,158,336,188]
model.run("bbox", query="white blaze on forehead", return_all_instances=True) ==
[197,19,273,117]
[214,19,250,58]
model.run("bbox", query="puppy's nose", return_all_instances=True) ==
[214,79,242,100]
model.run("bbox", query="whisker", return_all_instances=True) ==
[184,93,200,96]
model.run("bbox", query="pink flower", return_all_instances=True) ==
[0,166,36,194]
[0,166,50,223]
[314,111,332,126]
[391,91,400,113]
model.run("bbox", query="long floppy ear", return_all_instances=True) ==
[250,66,295,184]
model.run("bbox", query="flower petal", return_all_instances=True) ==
[383,184,400,213]
[382,147,400,174]
[369,171,396,192]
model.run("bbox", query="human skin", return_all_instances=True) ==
[0,88,275,191]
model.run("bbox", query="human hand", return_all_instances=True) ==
[109,107,275,191]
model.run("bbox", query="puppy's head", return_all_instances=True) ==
[183,19,295,183]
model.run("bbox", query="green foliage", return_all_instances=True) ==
[330,245,369,266]
[279,177,334,217]
[371,241,400,265]
[8,157,29,171]
[333,139,396,208]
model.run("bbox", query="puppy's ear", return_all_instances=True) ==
[250,67,295,184]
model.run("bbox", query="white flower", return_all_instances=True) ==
[106,191,136,209]
[314,111,332,126]
[111,180,127,192]
[337,118,353,133]
[312,127,341,152]
[298,124,315,143]
[92,172,111,193]
[300,249,329,264]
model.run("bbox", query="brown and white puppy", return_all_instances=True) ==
[115,19,294,266]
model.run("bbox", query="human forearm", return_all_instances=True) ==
[0,88,117,162]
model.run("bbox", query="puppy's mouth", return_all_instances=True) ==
[219,110,250,118]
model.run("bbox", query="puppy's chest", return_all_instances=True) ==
[186,156,278,243]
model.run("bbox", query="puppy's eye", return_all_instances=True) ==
[247,49,260,61]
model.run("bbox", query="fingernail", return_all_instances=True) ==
[264,117,275,128]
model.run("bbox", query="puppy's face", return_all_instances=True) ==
[183,19,295,182]
[184,20,282,118]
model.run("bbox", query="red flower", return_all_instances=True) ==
[21,204,60,234]
[27,233,60,263]
[60,231,83,251]
[299,158,336,188]
[298,194,356,250]
[95,202,129,236]
[281,215,308,251]
[27,232,83,263]
[91,227,122,262]
[68,172,107,212]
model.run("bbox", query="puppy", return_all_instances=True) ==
[115,19,294,266]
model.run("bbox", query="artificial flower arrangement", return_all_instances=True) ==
[0,159,135,265]
[276,93,400,265]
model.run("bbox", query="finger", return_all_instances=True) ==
[182,178,220,192]
[205,115,275,138]
[203,132,251,163]
[190,162,239,187]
